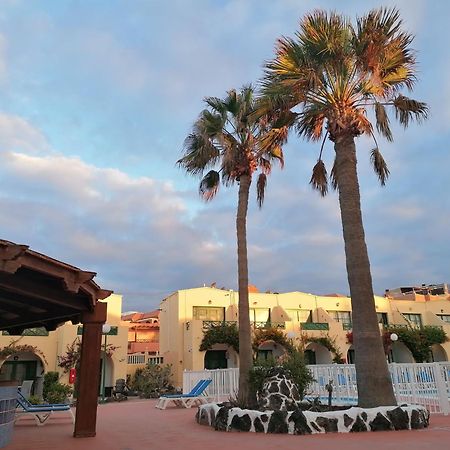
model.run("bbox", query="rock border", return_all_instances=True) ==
[196,403,429,434]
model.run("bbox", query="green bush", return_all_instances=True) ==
[130,363,173,398]
[248,349,314,405]
[200,323,239,353]
[28,395,42,405]
[43,371,72,404]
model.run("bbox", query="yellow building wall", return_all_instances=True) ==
[0,293,128,389]
[160,286,450,387]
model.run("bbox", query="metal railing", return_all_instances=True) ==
[183,362,450,414]
[201,320,285,330]
[300,322,329,331]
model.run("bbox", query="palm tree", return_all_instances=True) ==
[177,86,288,405]
[260,8,428,407]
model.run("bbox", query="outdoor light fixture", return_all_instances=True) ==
[286,331,296,339]
[390,333,398,342]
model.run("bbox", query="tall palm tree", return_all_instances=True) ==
[177,86,288,405]
[260,8,428,407]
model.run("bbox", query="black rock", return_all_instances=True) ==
[289,409,312,435]
[387,407,409,430]
[267,410,288,434]
[310,422,321,432]
[316,416,338,433]
[268,381,278,393]
[267,394,283,410]
[261,414,269,423]
[214,406,230,431]
[196,407,211,426]
[361,412,367,421]
[350,415,367,432]
[343,414,354,428]
[230,413,252,432]
[279,379,290,397]
[254,417,265,432]
[369,412,394,431]
[411,409,429,429]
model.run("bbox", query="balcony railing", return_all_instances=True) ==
[342,323,353,331]
[134,339,159,343]
[300,322,329,331]
[201,320,285,330]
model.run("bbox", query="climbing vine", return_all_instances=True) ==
[252,327,295,354]
[0,339,48,365]
[199,323,239,353]
[387,326,447,363]
[304,334,344,364]
[57,338,119,373]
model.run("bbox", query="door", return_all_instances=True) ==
[204,350,227,369]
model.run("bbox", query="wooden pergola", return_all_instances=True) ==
[0,239,112,438]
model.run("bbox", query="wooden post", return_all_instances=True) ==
[73,302,107,438]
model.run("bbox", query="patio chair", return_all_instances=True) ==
[15,391,74,426]
[155,379,212,410]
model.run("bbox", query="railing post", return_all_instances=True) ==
[433,362,450,415]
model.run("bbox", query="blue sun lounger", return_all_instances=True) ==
[16,390,74,426]
[155,379,212,409]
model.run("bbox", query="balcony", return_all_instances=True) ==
[201,320,286,330]
[300,322,329,331]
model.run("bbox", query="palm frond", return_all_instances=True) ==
[177,132,220,175]
[310,159,328,196]
[370,148,390,186]
[393,95,428,127]
[199,170,220,201]
[330,157,338,190]
[375,102,393,141]
[256,173,267,208]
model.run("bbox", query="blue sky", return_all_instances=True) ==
[0,0,448,311]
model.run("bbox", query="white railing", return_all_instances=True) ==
[127,354,146,364]
[183,362,450,414]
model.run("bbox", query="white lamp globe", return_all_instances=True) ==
[102,324,111,334]
[390,333,398,342]
[286,331,296,339]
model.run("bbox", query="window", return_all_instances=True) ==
[437,314,450,323]
[328,311,352,329]
[377,312,389,326]
[286,309,312,323]
[402,313,422,328]
[250,308,271,323]
[193,307,225,321]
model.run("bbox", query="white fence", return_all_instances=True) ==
[183,362,450,414]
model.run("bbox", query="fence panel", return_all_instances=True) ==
[183,362,450,414]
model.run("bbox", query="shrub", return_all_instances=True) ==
[130,363,173,398]
[28,395,42,405]
[200,323,239,353]
[248,348,313,405]
[43,371,72,404]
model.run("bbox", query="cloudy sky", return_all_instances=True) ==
[0,0,448,312]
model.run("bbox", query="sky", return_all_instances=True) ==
[0,0,448,312]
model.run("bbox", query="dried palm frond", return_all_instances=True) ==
[199,170,220,201]
[256,173,267,208]
[393,95,428,127]
[330,157,338,190]
[370,148,390,186]
[310,159,328,196]
[375,102,393,141]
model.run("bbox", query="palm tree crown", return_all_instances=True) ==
[261,7,428,192]
[178,85,286,206]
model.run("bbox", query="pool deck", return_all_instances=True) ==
[8,399,450,450]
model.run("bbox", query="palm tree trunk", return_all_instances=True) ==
[236,174,253,406]
[334,136,396,408]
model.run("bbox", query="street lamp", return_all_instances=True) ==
[100,323,111,403]
[390,333,398,342]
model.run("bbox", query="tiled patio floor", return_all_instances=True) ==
[8,399,450,450]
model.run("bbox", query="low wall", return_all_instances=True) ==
[197,403,429,434]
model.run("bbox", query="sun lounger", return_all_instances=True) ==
[155,379,212,409]
[15,391,74,426]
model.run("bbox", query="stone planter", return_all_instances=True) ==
[197,403,429,434]
[0,382,18,448]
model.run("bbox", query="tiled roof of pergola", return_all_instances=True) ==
[0,239,112,334]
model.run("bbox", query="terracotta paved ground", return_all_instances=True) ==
[8,399,450,450]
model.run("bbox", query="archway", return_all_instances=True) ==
[390,341,415,363]
[304,342,332,365]
[100,353,114,395]
[431,344,447,362]
[204,344,233,369]
[0,351,45,396]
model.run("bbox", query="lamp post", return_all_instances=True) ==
[100,323,111,403]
